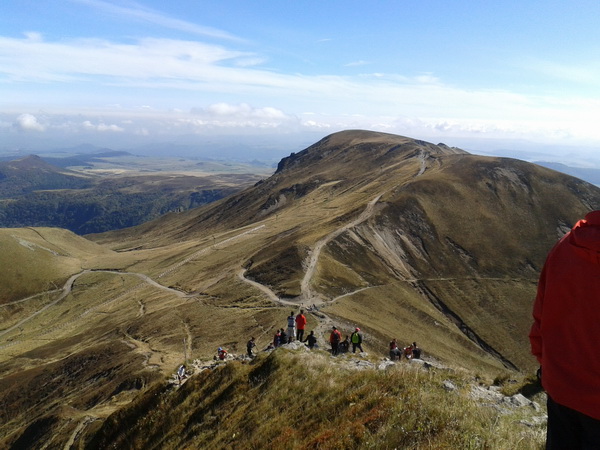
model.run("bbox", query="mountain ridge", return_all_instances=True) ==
[2,129,600,448]
[87,130,600,373]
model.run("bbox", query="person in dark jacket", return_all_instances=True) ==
[339,335,349,353]
[304,330,317,349]
[247,337,256,357]
[411,342,421,359]
[279,328,287,346]
[389,338,401,360]
[530,211,600,448]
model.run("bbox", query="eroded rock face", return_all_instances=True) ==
[469,384,543,414]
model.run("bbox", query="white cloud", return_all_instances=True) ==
[14,114,45,132]
[23,32,43,42]
[1,31,600,148]
[0,34,256,83]
[302,120,332,129]
[82,120,124,132]
[191,103,293,127]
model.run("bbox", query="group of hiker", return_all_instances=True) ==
[269,309,316,351]
[215,309,423,362]
[329,326,364,355]
[389,338,421,361]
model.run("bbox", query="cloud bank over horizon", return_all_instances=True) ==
[1,1,600,163]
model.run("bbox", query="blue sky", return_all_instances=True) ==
[1,0,600,163]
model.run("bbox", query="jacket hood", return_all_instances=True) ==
[568,211,600,264]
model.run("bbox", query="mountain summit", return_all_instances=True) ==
[275,129,465,174]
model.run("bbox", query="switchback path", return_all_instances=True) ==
[300,194,382,303]
[236,195,387,349]
[236,193,384,309]
[237,268,281,304]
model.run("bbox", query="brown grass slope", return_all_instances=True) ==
[0,227,116,303]
[85,350,545,450]
[84,130,599,376]
[1,130,600,448]
[94,130,599,373]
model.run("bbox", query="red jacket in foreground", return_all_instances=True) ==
[529,210,600,420]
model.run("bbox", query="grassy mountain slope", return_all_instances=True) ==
[85,349,544,449]
[90,130,599,373]
[1,130,599,447]
[0,227,115,303]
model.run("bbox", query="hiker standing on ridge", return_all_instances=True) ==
[530,210,600,448]
[177,364,186,385]
[295,309,307,342]
[350,328,364,353]
[286,311,296,341]
[330,326,342,355]
[247,337,256,358]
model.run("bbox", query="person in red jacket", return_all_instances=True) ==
[529,210,600,448]
[295,309,307,342]
[329,326,342,356]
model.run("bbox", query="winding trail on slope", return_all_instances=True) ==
[300,194,382,303]
[237,268,281,304]
[236,193,384,309]
[1,224,268,343]
[0,272,82,339]
[0,270,191,340]
[238,194,387,349]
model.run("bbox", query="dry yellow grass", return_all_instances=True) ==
[85,349,546,449]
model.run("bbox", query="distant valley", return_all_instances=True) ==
[534,160,600,186]
[0,151,272,234]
